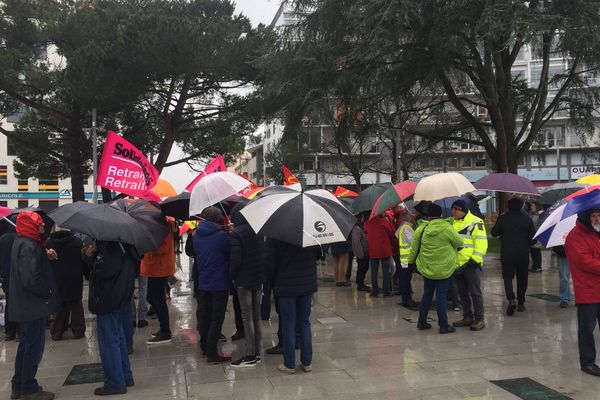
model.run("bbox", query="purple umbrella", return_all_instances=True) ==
[474,173,539,196]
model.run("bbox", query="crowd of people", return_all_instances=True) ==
[2,196,600,399]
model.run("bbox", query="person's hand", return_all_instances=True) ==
[226,222,234,233]
[46,249,58,261]
[84,242,97,257]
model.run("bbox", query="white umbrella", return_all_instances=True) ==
[189,172,251,216]
[414,172,476,202]
[240,187,356,248]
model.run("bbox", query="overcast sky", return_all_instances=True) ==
[160,0,283,191]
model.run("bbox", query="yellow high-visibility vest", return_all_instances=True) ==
[452,211,488,266]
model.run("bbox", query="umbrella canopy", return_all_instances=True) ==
[576,174,600,185]
[0,207,54,236]
[369,181,417,219]
[539,182,587,206]
[414,172,475,202]
[350,183,393,214]
[110,199,169,254]
[564,184,600,201]
[152,178,177,198]
[48,201,158,254]
[240,187,357,248]
[534,189,600,247]
[242,186,266,199]
[189,172,251,216]
[160,191,191,220]
[474,173,539,196]
[333,186,359,197]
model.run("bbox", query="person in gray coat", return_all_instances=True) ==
[9,210,58,400]
[351,213,370,291]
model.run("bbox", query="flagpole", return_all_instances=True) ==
[92,108,98,204]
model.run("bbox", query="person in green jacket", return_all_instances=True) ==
[408,203,463,334]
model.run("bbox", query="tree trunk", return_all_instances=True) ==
[352,169,362,191]
[67,107,86,202]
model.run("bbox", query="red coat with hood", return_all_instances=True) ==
[565,210,600,304]
[364,215,397,259]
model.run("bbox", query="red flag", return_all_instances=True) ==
[184,155,227,192]
[333,186,358,197]
[282,165,299,185]
[96,131,159,197]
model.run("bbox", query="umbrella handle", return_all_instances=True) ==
[302,229,324,257]
[2,216,16,227]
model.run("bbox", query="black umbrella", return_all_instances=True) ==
[349,183,393,214]
[0,207,54,236]
[160,191,191,220]
[539,182,587,206]
[110,199,170,254]
[48,201,159,254]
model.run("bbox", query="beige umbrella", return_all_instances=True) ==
[414,172,476,202]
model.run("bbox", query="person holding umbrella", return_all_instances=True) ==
[350,212,371,292]
[408,204,463,334]
[364,214,397,297]
[0,216,18,341]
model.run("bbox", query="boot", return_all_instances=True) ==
[453,318,474,328]
[266,344,283,354]
[22,390,55,400]
[470,319,485,331]
[206,354,232,364]
[506,300,516,316]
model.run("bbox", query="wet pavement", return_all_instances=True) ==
[1,250,599,399]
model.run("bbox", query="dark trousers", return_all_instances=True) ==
[231,287,244,334]
[50,300,86,339]
[197,290,228,357]
[370,257,391,296]
[147,277,171,336]
[455,265,484,319]
[530,248,542,271]
[279,295,313,369]
[345,252,354,281]
[261,280,272,320]
[502,262,529,303]
[399,265,415,303]
[11,317,46,396]
[418,277,451,328]
[3,289,18,338]
[355,257,370,287]
[577,303,600,367]
[97,303,133,390]
[392,255,401,290]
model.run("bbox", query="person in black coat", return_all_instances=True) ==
[46,228,88,340]
[85,240,138,396]
[491,198,536,316]
[0,218,18,340]
[228,205,265,367]
[264,238,320,374]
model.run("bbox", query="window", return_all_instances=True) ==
[518,154,526,167]
[532,153,546,167]
[38,178,58,191]
[446,157,459,169]
[6,101,26,123]
[462,157,473,168]
[18,179,28,192]
[475,154,487,168]
[6,136,17,156]
[431,158,442,169]
[0,201,7,207]
[18,200,28,209]
[0,166,7,184]
[542,126,565,148]
[38,200,58,212]
[303,160,314,171]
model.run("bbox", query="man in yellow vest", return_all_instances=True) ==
[397,211,419,308]
[450,200,488,331]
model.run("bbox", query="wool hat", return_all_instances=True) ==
[427,203,443,218]
[507,198,523,211]
[451,199,468,213]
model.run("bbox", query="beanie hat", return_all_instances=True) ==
[508,198,523,211]
[427,203,443,218]
[451,199,468,213]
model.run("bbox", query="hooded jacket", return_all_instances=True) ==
[0,224,17,290]
[47,230,88,303]
[88,241,138,315]
[140,218,176,278]
[229,206,264,289]
[264,238,320,297]
[491,206,536,265]
[407,218,463,280]
[364,215,397,258]
[193,220,230,291]
[565,210,600,304]
[9,211,58,322]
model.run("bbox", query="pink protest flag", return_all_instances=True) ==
[96,131,159,198]
[184,155,227,192]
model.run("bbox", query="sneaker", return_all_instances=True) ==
[206,354,232,364]
[146,332,172,345]
[136,320,148,328]
[230,355,258,368]
[219,333,227,342]
[453,318,474,328]
[255,355,262,364]
[151,330,160,337]
[470,319,485,331]
[266,344,283,354]
[93,386,126,396]
[146,307,156,316]
[439,325,456,334]
[22,390,55,400]
[300,364,312,373]
[277,364,295,374]
[559,301,569,308]
[506,301,516,316]
[231,331,244,341]
[581,364,600,377]
[517,303,526,312]
[417,322,432,330]
[400,299,419,308]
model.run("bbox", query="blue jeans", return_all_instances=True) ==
[418,277,451,328]
[121,299,134,350]
[12,318,46,395]
[558,256,572,303]
[97,303,133,389]
[370,257,391,296]
[279,295,313,369]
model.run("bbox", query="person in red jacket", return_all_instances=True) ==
[364,214,397,297]
[565,208,600,377]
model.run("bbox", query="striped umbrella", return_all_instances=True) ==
[240,187,356,247]
[370,181,417,219]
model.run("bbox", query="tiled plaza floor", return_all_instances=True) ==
[1,250,600,399]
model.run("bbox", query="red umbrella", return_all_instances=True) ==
[333,186,359,197]
[369,181,417,219]
[564,184,600,201]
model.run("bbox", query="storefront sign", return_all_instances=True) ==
[570,166,600,179]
